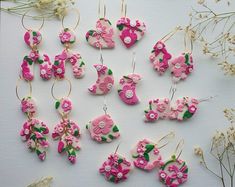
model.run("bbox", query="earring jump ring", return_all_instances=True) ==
[51,78,72,101]
[21,10,44,31]
[16,76,32,101]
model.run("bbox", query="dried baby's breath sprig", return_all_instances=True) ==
[194,110,235,187]
[0,0,75,19]
[27,177,53,187]
[187,1,235,75]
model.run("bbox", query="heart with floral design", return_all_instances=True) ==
[86,18,115,49]
[116,17,146,48]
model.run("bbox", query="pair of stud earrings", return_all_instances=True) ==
[99,135,188,187]
[86,0,146,49]
[21,9,85,81]
[149,27,194,83]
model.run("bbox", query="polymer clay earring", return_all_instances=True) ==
[16,77,49,161]
[99,145,132,183]
[21,12,52,81]
[85,0,115,49]
[53,9,85,79]
[149,27,182,75]
[158,139,188,187]
[51,78,81,164]
[131,132,174,171]
[116,0,146,48]
[118,52,141,105]
[88,48,114,95]
[86,98,120,143]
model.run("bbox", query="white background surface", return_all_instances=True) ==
[1,0,235,186]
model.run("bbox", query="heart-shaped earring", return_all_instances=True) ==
[86,0,115,49]
[116,0,146,48]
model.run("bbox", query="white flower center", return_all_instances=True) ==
[130,21,136,27]
[157,43,163,49]
[96,65,102,71]
[139,160,144,164]
[30,53,35,57]
[98,121,105,129]
[57,68,62,74]
[175,63,181,69]
[24,129,30,135]
[63,103,69,108]
[117,172,123,178]
[150,113,156,119]
[41,69,46,75]
[104,165,111,172]
[160,173,166,178]
[125,90,133,98]
[124,36,132,44]
[107,83,113,89]
[177,172,183,178]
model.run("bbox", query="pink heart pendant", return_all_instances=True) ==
[116,17,146,48]
[86,18,115,49]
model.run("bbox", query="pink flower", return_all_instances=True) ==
[145,110,158,122]
[95,64,107,74]
[73,66,83,78]
[159,170,167,180]
[92,115,113,135]
[58,141,64,153]
[168,164,188,185]
[59,31,72,43]
[120,29,137,48]
[53,59,65,79]
[134,157,148,169]
[21,98,36,116]
[111,165,130,183]
[29,51,39,61]
[119,85,138,105]
[40,63,52,80]
[99,161,113,178]
[68,155,76,164]
[61,99,72,112]
[99,76,114,93]
[185,65,193,75]
[38,151,46,161]
[188,105,197,114]
[88,85,97,93]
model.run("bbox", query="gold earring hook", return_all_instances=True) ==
[103,96,108,114]
[199,95,217,103]
[114,143,121,154]
[174,139,184,160]
[169,84,177,101]
[99,47,104,65]
[62,8,80,30]
[51,78,72,101]
[98,0,106,18]
[161,26,182,42]
[21,10,44,31]
[184,27,193,53]
[16,76,32,101]
[121,0,127,17]
[131,51,136,74]
[156,132,175,149]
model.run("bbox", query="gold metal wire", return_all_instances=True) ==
[157,132,175,149]
[21,10,44,31]
[62,8,80,30]
[98,0,106,18]
[16,76,32,101]
[51,78,72,101]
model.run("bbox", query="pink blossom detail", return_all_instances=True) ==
[145,110,158,122]
[92,115,113,135]
[99,76,114,94]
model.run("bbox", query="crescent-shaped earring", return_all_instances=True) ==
[118,52,141,105]
[88,48,114,95]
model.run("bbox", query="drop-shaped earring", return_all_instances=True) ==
[99,144,132,183]
[131,132,175,171]
[118,52,141,105]
[51,78,81,164]
[21,12,52,81]
[86,0,115,49]
[158,139,188,187]
[86,97,120,143]
[116,0,146,48]
[16,77,50,161]
[53,8,85,79]
[88,48,114,95]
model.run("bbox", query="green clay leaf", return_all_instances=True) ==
[151,49,155,53]
[86,125,88,129]
[132,154,139,158]
[108,134,114,140]
[110,176,115,182]
[36,149,41,156]
[118,158,123,164]
[32,31,37,36]
[101,136,107,142]
[27,57,33,65]
[185,53,190,65]
[144,110,149,114]
[108,69,113,75]
[145,144,154,153]
[144,152,150,161]
[159,58,163,62]
[79,61,85,67]
[117,89,122,93]
[55,101,60,109]
[38,59,43,64]
[74,130,79,136]
[117,24,124,31]
[112,125,119,132]
[183,110,193,120]
[54,61,59,66]
[149,104,152,110]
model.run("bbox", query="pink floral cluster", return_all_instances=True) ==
[145,97,199,122]
[53,50,85,79]
[149,41,172,75]
[21,97,36,118]
[20,119,49,161]
[52,119,81,164]
[116,17,146,48]
[24,30,42,48]
[99,153,132,183]
[159,159,188,187]
[132,139,163,171]
[59,28,76,45]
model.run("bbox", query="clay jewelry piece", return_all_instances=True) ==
[149,27,182,75]
[21,13,52,81]
[158,140,188,187]
[99,145,132,183]
[86,99,120,143]
[88,48,114,95]
[16,77,49,161]
[131,132,174,171]
[53,9,85,79]
[51,78,81,164]
[118,52,141,105]
[85,0,115,49]
[116,0,146,48]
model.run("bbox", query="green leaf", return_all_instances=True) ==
[183,110,193,119]
[145,144,154,153]
[54,61,59,66]
[108,69,113,75]
[36,149,41,156]
[74,130,79,136]
[112,125,119,132]
[132,154,139,158]
[108,134,114,140]
[159,58,163,62]
[89,30,95,36]
[79,61,85,67]
[26,57,33,65]
[32,31,37,36]
[68,148,76,156]
[143,152,149,161]
[149,104,152,110]
[185,53,190,65]
[110,176,115,182]
[144,110,149,114]
[171,155,176,160]
[37,59,43,64]
[117,89,122,93]
[55,101,60,109]
[30,134,36,141]
[151,49,155,53]
[101,136,107,142]
[118,158,123,164]
[117,24,124,31]
[86,125,88,129]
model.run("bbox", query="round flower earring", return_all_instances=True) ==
[99,144,132,183]
[116,0,146,48]
[158,139,188,187]
[21,12,52,81]
[118,52,141,105]
[53,9,85,79]
[51,78,81,164]
[131,132,175,171]
[16,77,49,161]
[86,98,120,143]
[85,0,115,49]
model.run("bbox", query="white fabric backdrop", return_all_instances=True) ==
[0,0,235,186]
